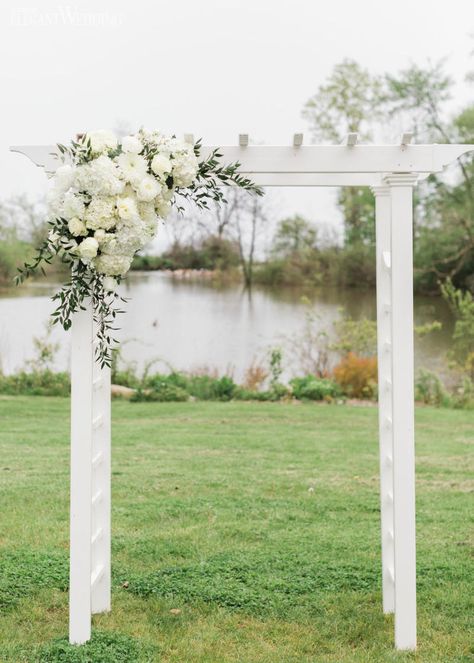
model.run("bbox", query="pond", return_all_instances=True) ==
[0,272,454,381]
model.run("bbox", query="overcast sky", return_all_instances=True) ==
[1,0,473,245]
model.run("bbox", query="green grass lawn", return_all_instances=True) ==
[0,397,472,662]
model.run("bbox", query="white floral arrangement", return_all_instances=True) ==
[17,129,262,365]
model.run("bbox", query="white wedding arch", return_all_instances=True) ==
[11,134,474,651]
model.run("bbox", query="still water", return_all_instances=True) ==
[0,272,454,380]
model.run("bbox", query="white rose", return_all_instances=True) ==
[86,130,117,154]
[94,229,106,243]
[121,135,143,154]
[137,175,160,202]
[151,154,172,177]
[68,217,87,237]
[77,236,99,260]
[103,276,117,292]
[116,196,138,220]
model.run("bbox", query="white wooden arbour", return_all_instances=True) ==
[11,135,474,652]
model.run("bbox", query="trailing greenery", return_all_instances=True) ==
[0,397,473,661]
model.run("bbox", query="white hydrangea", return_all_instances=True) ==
[47,130,209,285]
[94,253,132,276]
[171,148,199,187]
[52,164,75,194]
[86,130,117,155]
[75,156,124,196]
[84,197,117,230]
[137,203,158,237]
[115,220,148,254]
[121,135,142,154]
[61,192,86,220]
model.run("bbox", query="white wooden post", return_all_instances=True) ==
[91,341,111,614]
[70,301,111,644]
[385,174,418,650]
[373,185,395,614]
[69,301,94,644]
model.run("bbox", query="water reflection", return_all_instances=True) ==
[0,272,453,379]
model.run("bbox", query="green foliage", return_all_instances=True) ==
[0,237,33,283]
[268,347,283,389]
[0,370,70,396]
[127,549,379,616]
[335,242,376,288]
[441,279,474,378]
[337,187,376,246]
[140,236,241,272]
[34,631,155,663]
[451,375,474,409]
[235,387,285,402]
[384,60,453,141]
[290,376,341,401]
[271,215,317,258]
[131,383,189,402]
[138,371,238,402]
[415,369,450,407]
[332,313,377,357]
[0,549,68,610]
[302,58,383,142]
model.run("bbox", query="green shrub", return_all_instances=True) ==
[415,369,450,407]
[235,388,275,401]
[0,370,70,396]
[451,376,474,409]
[290,376,341,401]
[131,383,188,402]
[209,376,237,401]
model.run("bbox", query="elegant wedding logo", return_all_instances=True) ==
[11,6,124,28]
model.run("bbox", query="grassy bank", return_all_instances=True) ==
[0,397,473,662]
